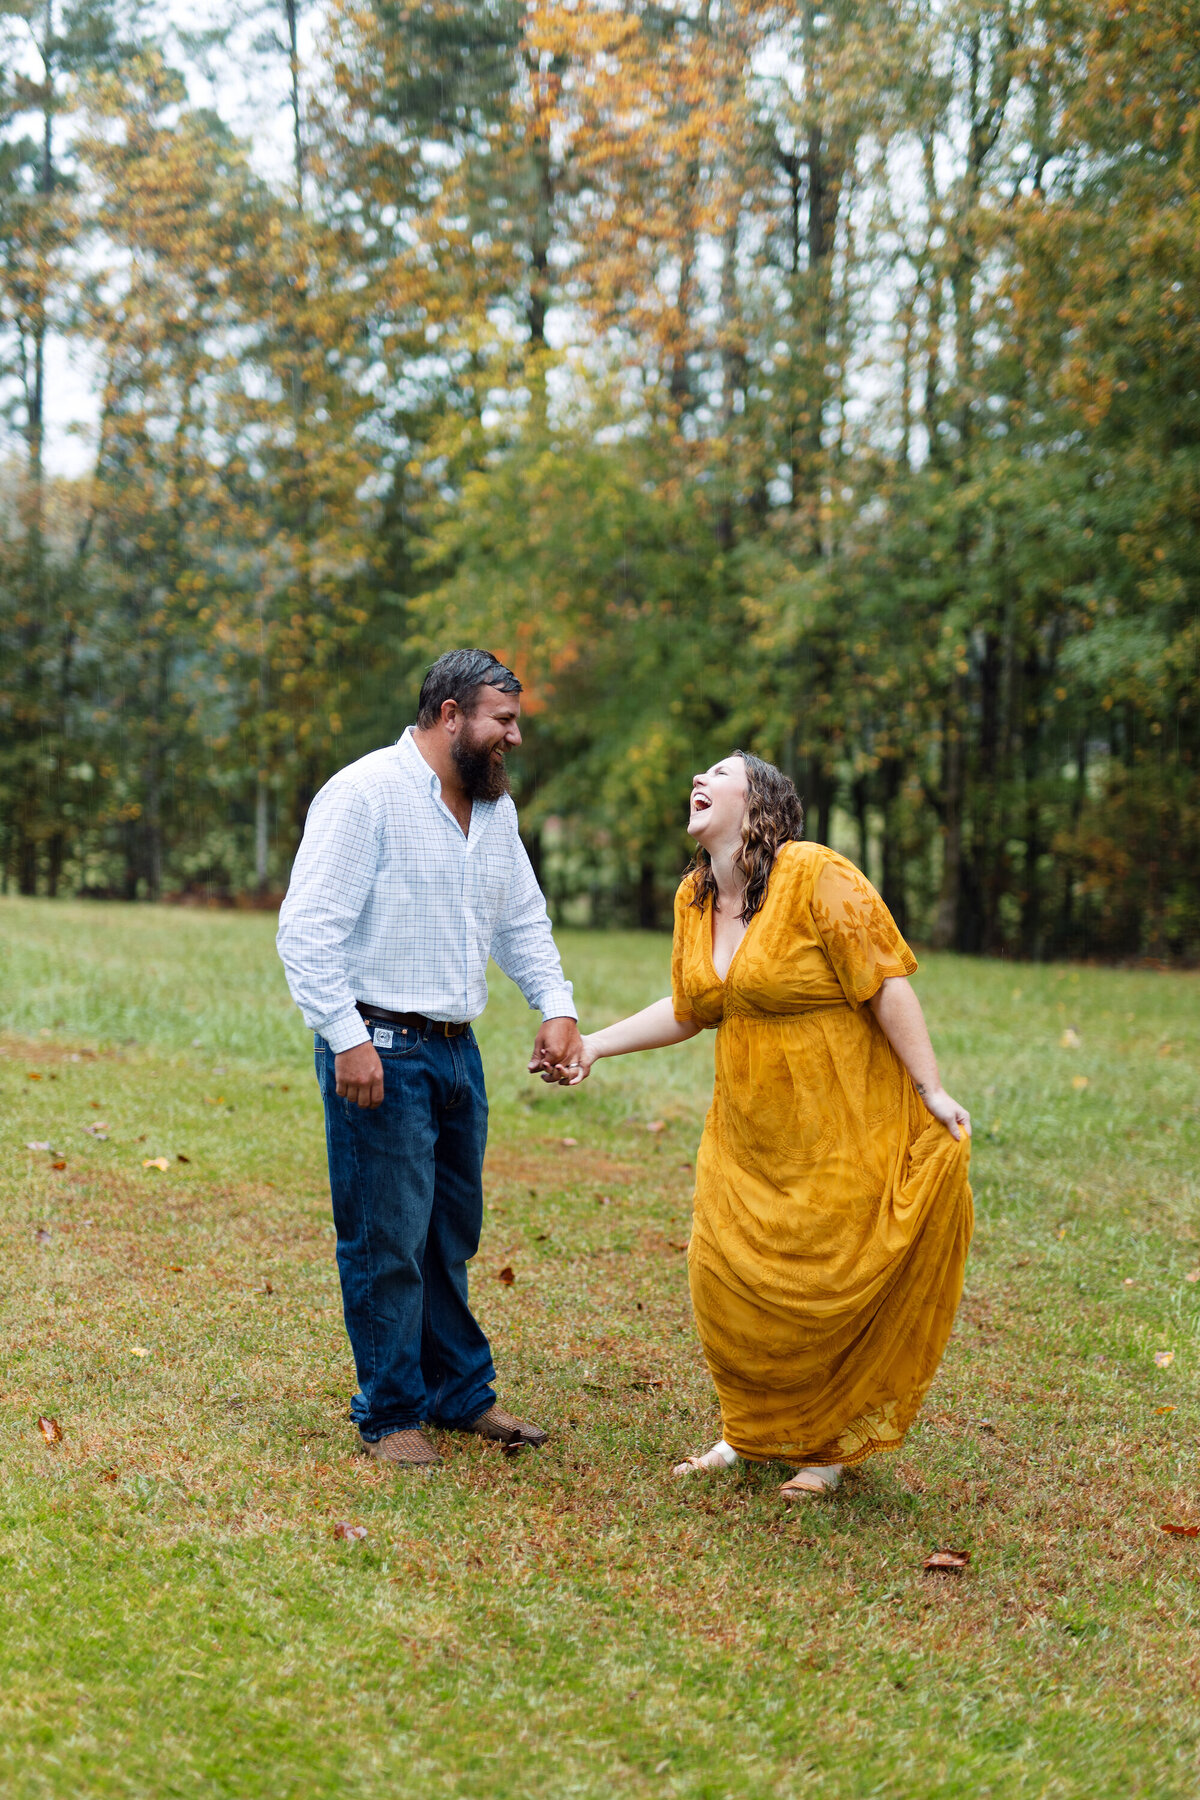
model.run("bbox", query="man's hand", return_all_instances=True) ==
[528,1016,584,1086]
[335,1041,385,1108]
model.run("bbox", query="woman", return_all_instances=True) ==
[558,752,973,1500]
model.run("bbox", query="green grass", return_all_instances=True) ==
[0,895,1198,1799]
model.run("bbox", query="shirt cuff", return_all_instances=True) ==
[322,1008,371,1053]
[536,985,578,1023]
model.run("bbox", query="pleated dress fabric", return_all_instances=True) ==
[671,841,973,1468]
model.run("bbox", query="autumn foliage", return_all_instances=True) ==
[0,0,1196,956]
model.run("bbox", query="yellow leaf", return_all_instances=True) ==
[143,1157,170,1171]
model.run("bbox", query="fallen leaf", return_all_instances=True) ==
[646,1119,666,1133]
[176,1153,190,1163]
[1123,1277,1136,1286]
[922,1548,970,1573]
[597,1195,612,1206]
[667,1240,689,1252]
[27,1071,42,1081]
[1071,1075,1090,1091]
[129,1346,151,1359]
[99,1469,118,1483]
[1185,1270,1200,1284]
[37,1416,63,1445]
[1157,1043,1172,1058]
[1059,1028,1082,1049]
[534,1232,550,1242]
[26,1140,52,1151]
[332,1521,367,1541]
[1161,1523,1199,1538]
[203,1096,226,1106]
[1154,1350,1175,1368]
[168,1264,184,1273]
[497,1266,515,1286]
[143,1157,169,1171]
[1156,1405,1176,1414]
[34,1228,51,1245]
[83,1121,109,1135]
[262,1280,274,1295]
[559,1136,578,1147]
[51,1160,66,1170]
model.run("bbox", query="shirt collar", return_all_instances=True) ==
[397,725,441,798]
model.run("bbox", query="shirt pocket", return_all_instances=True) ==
[472,849,512,918]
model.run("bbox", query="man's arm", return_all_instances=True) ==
[276,778,379,1056]
[489,818,583,1081]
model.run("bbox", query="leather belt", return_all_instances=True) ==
[355,1001,470,1038]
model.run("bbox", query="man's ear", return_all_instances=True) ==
[440,698,461,733]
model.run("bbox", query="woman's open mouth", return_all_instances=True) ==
[691,793,711,813]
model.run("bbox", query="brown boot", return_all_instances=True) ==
[360,1428,442,1467]
[458,1405,548,1448]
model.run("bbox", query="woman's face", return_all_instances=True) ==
[688,756,749,847]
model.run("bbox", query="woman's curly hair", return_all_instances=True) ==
[687,751,805,923]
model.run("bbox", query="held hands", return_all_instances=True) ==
[528,1017,586,1087]
[917,1084,972,1140]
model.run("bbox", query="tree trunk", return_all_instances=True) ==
[638,860,658,931]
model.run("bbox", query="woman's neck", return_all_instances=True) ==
[708,842,745,914]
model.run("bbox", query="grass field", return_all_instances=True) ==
[0,896,1198,1800]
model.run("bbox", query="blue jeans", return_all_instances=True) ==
[315,1023,497,1440]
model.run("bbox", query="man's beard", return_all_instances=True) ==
[451,729,511,802]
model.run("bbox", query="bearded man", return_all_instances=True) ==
[277,649,583,1467]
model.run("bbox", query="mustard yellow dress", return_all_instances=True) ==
[671,840,973,1467]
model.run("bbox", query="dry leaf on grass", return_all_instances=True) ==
[25,1140,53,1152]
[129,1346,151,1359]
[332,1521,367,1541]
[497,1266,515,1286]
[142,1157,169,1171]
[176,1153,190,1163]
[1160,1523,1199,1538]
[51,1160,66,1170]
[1154,1350,1175,1368]
[646,1119,666,1134]
[37,1416,63,1445]
[922,1548,971,1573]
[1059,1028,1082,1049]
[83,1122,109,1136]
[34,1228,51,1245]
[1185,1269,1200,1284]
[1156,1405,1176,1414]
[559,1136,578,1147]
[1071,1075,1090,1091]
[27,1072,42,1081]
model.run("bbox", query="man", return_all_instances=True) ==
[277,648,584,1467]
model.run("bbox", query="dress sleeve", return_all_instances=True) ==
[671,880,698,1023]
[810,855,917,1008]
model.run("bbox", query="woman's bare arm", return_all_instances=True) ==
[869,976,971,1140]
[555,997,701,1084]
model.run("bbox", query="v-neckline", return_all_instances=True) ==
[708,894,755,985]
[704,844,790,984]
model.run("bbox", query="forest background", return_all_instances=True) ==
[0,0,1196,959]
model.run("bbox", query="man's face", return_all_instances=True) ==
[450,685,522,801]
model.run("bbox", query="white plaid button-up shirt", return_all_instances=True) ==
[276,728,576,1053]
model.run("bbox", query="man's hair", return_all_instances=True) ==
[416,649,522,728]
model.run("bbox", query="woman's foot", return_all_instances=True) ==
[779,1463,842,1499]
[672,1438,738,1477]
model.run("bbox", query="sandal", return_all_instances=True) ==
[672,1439,738,1478]
[779,1463,842,1499]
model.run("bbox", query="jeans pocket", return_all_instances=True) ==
[372,1032,424,1060]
